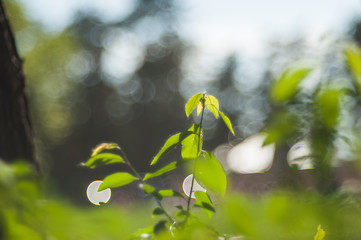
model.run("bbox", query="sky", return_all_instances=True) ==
[180,0,361,57]
[18,0,361,59]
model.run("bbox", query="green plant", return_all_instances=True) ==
[79,43,361,239]
[82,92,235,239]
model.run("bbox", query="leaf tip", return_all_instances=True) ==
[91,143,120,157]
[97,183,106,192]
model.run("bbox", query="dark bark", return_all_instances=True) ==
[0,1,35,166]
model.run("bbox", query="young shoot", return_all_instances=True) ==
[81,92,234,238]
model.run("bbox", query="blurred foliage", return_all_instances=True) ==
[0,161,159,240]
[1,161,361,239]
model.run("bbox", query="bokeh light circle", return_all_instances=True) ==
[227,133,275,173]
[287,141,313,170]
[86,180,111,205]
[182,174,206,199]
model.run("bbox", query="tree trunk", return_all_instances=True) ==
[0,1,36,166]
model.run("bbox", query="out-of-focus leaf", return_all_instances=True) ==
[176,205,184,210]
[81,153,125,169]
[263,111,297,145]
[194,191,215,219]
[219,111,235,135]
[316,88,342,129]
[344,44,361,92]
[175,210,189,219]
[143,161,184,181]
[158,189,184,199]
[91,143,120,157]
[185,93,203,117]
[270,65,312,102]
[153,220,171,236]
[205,94,219,118]
[127,225,154,240]
[99,172,136,191]
[151,131,193,165]
[194,152,227,196]
[139,183,156,194]
[181,124,202,160]
[152,207,165,218]
[314,225,326,240]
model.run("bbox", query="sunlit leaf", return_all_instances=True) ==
[205,94,219,118]
[81,153,125,169]
[219,111,235,135]
[185,93,203,117]
[143,161,184,181]
[158,189,184,199]
[316,87,342,129]
[151,131,193,165]
[99,172,136,191]
[270,65,312,102]
[197,102,203,116]
[194,151,227,196]
[182,134,202,160]
[314,225,326,240]
[91,143,120,157]
[194,191,215,219]
[181,124,202,160]
[344,44,361,92]
[152,207,165,218]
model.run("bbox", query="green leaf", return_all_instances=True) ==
[153,221,171,236]
[91,143,120,157]
[197,102,203,116]
[151,131,193,165]
[99,172,136,191]
[182,134,202,160]
[205,94,219,118]
[82,153,125,169]
[194,151,227,197]
[270,65,312,102]
[181,124,202,160]
[185,93,203,117]
[344,44,361,92]
[127,225,154,240]
[263,111,298,145]
[316,87,342,129]
[143,161,184,181]
[139,183,156,194]
[194,191,215,219]
[314,225,326,240]
[175,205,184,210]
[158,189,184,199]
[152,207,165,218]
[219,111,235,135]
[175,210,189,219]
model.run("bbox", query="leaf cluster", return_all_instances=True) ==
[81,92,235,238]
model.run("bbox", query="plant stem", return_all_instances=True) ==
[185,95,205,217]
[119,148,176,224]
[119,148,142,180]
